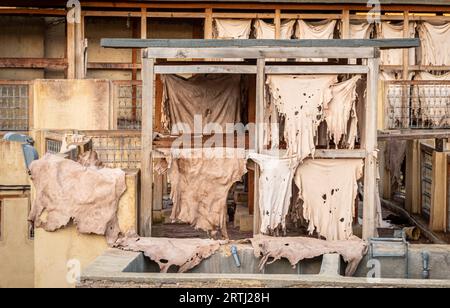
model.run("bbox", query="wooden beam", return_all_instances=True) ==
[405,140,421,214]
[266,65,369,74]
[342,10,350,39]
[362,54,380,240]
[87,62,141,69]
[274,9,281,40]
[0,8,66,15]
[144,47,377,60]
[154,65,254,74]
[140,57,154,237]
[0,58,67,69]
[253,58,265,236]
[141,8,147,39]
[314,149,367,158]
[430,151,447,231]
[378,129,450,140]
[204,8,213,39]
[103,38,419,50]
[67,8,76,79]
[75,4,84,79]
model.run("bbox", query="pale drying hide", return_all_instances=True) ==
[28,154,126,244]
[295,20,337,62]
[414,71,450,128]
[254,19,296,39]
[248,153,300,234]
[251,234,367,276]
[115,236,225,273]
[377,22,416,66]
[266,75,337,159]
[324,75,362,149]
[418,22,450,66]
[213,19,252,39]
[350,22,373,39]
[162,148,247,239]
[161,74,242,132]
[294,159,364,241]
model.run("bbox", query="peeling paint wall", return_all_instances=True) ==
[0,197,34,288]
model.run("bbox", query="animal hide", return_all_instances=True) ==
[414,71,450,128]
[266,75,337,159]
[382,71,414,129]
[115,236,225,273]
[78,150,103,168]
[295,20,337,62]
[294,159,364,241]
[385,140,407,190]
[60,133,91,154]
[213,19,252,39]
[254,19,296,61]
[254,19,296,39]
[161,74,242,133]
[251,234,367,276]
[248,153,300,234]
[377,22,416,66]
[163,148,247,239]
[350,22,373,39]
[324,75,362,149]
[28,154,126,244]
[418,22,450,66]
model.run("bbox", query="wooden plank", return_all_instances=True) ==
[265,65,369,74]
[282,13,342,19]
[430,151,447,231]
[67,8,76,79]
[378,130,450,140]
[362,55,379,240]
[253,58,265,236]
[102,38,419,49]
[154,65,256,74]
[0,58,67,69]
[274,9,281,40]
[140,57,154,237]
[342,10,350,39]
[382,65,450,71]
[145,47,377,60]
[405,140,421,214]
[314,149,367,158]
[213,12,274,19]
[87,62,141,69]
[0,8,66,15]
[75,4,84,79]
[204,8,213,39]
[247,76,256,216]
[141,8,147,39]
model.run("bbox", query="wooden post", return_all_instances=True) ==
[402,11,410,128]
[342,9,350,39]
[405,140,421,214]
[362,52,380,240]
[274,9,281,39]
[140,55,154,237]
[67,8,76,79]
[430,150,447,232]
[75,4,84,79]
[141,8,147,39]
[253,58,265,235]
[204,8,213,39]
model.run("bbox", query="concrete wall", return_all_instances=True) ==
[0,197,34,288]
[33,79,112,130]
[44,17,66,79]
[34,171,138,288]
[0,16,45,80]
[0,140,30,186]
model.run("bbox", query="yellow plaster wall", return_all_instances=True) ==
[0,140,30,186]
[0,197,34,288]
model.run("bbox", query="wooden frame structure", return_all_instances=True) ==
[102,39,407,239]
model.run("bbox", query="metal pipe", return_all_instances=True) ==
[422,251,430,279]
[231,245,241,268]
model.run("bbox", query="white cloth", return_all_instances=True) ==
[295,20,337,62]
[418,22,450,66]
[414,71,450,128]
[213,19,252,39]
[249,153,299,234]
[294,159,364,241]
[266,75,337,160]
[350,22,373,39]
[325,75,362,149]
[254,19,296,39]
[376,22,416,66]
